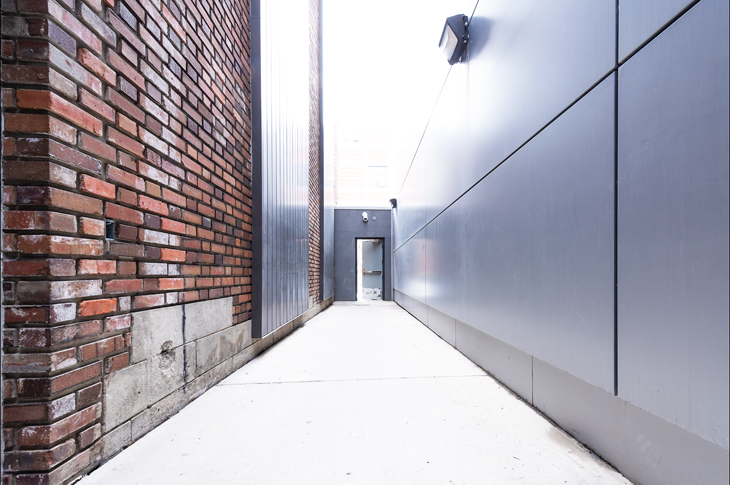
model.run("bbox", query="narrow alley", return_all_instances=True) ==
[78,303,631,484]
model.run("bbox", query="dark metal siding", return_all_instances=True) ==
[252,0,310,338]
[393,0,728,458]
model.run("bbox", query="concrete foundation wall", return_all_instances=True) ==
[99,295,332,464]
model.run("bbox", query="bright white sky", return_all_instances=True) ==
[323,0,463,197]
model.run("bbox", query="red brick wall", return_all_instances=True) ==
[307,0,320,306]
[1,0,252,481]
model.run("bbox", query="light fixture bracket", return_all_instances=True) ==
[439,14,469,65]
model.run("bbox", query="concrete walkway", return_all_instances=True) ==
[78,302,631,484]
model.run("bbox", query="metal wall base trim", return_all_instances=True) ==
[393,293,729,485]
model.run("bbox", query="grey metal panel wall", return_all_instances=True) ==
[617,0,729,449]
[333,209,391,301]
[394,148,427,249]
[618,0,695,61]
[396,0,615,250]
[393,0,729,475]
[424,76,616,391]
[252,0,310,338]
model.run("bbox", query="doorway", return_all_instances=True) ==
[356,239,384,301]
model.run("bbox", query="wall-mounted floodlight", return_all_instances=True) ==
[389,198,397,209]
[439,14,469,65]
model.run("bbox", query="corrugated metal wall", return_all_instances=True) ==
[252,0,311,337]
[393,0,728,483]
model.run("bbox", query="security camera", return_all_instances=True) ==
[362,212,368,223]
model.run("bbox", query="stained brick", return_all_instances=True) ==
[3,161,77,188]
[138,195,168,216]
[3,439,76,471]
[78,297,116,316]
[16,404,100,444]
[76,382,102,407]
[3,211,77,233]
[103,279,143,294]
[3,349,77,374]
[79,217,105,236]
[104,313,130,331]
[77,259,116,275]
[77,47,116,86]
[16,186,103,216]
[3,113,77,144]
[3,259,76,277]
[108,50,145,90]
[79,174,115,199]
[3,395,75,423]
[16,90,103,136]
[78,89,115,123]
[105,203,143,225]
[18,319,101,348]
[107,165,145,191]
[107,127,144,157]
[17,235,103,256]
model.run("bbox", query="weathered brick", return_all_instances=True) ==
[78,89,115,123]
[76,382,102,407]
[16,89,103,135]
[159,248,184,262]
[107,127,144,157]
[132,293,164,309]
[3,211,77,233]
[3,161,77,188]
[103,279,143,294]
[3,395,75,423]
[108,242,143,258]
[47,44,103,97]
[139,228,168,245]
[3,349,76,374]
[15,449,91,485]
[159,278,183,290]
[77,259,116,275]
[108,50,145,90]
[78,335,123,361]
[3,439,76,472]
[1,65,77,99]
[104,314,130,332]
[108,10,145,53]
[77,423,102,448]
[160,218,186,234]
[138,195,168,216]
[79,217,105,236]
[117,187,138,207]
[106,87,145,122]
[105,203,143,225]
[17,235,103,256]
[117,112,138,136]
[18,319,100,348]
[77,47,116,86]
[107,165,145,191]
[78,2,116,45]
[79,174,115,199]
[3,259,76,277]
[78,298,116,317]
[16,404,100,445]
[17,186,102,215]
[3,113,77,144]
